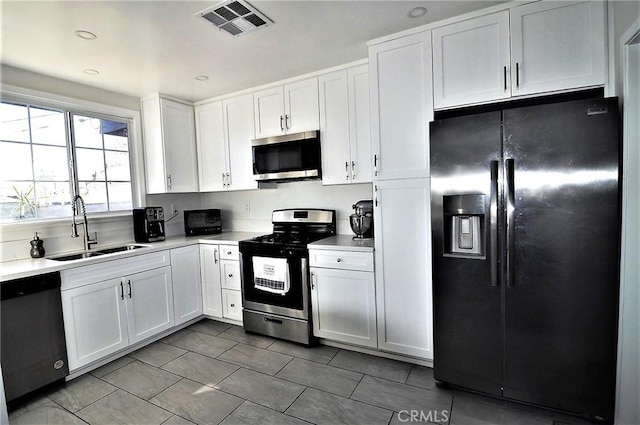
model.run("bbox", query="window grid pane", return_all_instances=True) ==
[0,101,133,222]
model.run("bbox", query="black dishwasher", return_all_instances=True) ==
[1,272,69,402]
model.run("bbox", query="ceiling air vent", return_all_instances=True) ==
[197,0,273,37]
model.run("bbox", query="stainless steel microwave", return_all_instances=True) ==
[251,130,321,182]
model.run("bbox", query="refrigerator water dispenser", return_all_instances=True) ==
[443,194,485,258]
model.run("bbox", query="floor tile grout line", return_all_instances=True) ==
[347,372,366,399]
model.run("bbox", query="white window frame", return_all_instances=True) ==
[0,83,145,226]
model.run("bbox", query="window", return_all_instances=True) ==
[0,101,133,222]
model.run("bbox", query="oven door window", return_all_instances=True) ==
[253,140,320,174]
[242,253,304,311]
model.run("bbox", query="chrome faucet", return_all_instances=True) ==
[71,195,98,250]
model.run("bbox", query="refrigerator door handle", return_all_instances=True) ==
[490,160,499,287]
[505,158,516,288]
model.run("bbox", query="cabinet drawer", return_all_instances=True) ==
[222,289,242,322]
[309,249,374,272]
[220,245,239,261]
[221,260,241,290]
[62,251,171,290]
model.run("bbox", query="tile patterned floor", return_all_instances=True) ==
[8,319,593,425]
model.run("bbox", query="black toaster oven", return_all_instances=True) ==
[184,209,222,236]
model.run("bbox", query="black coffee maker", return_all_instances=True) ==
[350,200,374,240]
[133,207,166,242]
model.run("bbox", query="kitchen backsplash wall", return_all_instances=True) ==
[145,193,202,236]
[0,216,136,262]
[200,181,373,235]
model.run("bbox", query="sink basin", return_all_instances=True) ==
[48,251,104,261]
[47,244,149,261]
[96,244,149,255]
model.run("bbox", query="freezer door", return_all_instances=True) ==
[502,98,620,419]
[430,111,503,395]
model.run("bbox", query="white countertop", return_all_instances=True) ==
[0,232,262,282]
[308,235,374,252]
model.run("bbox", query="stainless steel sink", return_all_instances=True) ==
[47,251,104,261]
[47,244,149,261]
[96,244,149,255]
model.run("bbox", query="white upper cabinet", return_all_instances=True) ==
[254,78,319,138]
[369,31,433,181]
[195,101,227,192]
[142,96,199,193]
[432,1,606,109]
[224,94,258,191]
[319,64,372,185]
[195,94,258,192]
[510,1,606,96]
[432,11,511,109]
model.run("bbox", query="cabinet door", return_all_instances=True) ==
[373,178,433,359]
[222,289,243,322]
[432,11,511,109]
[319,70,352,185]
[369,31,433,180]
[171,245,203,326]
[510,1,606,96]
[141,97,167,194]
[195,101,228,192]
[125,266,175,345]
[348,64,372,183]
[224,94,259,191]
[310,267,377,348]
[160,98,199,192]
[254,86,285,138]
[200,245,223,318]
[284,78,319,134]
[62,278,129,371]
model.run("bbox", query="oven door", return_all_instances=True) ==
[240,245,309,320]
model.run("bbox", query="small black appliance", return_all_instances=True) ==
[184,209,222,236]
[133,207,165,242]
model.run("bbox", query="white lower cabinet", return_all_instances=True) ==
[171,245,203,325]
[62,265,174,371]
[310,249,377,348]
[200,243,242,322]
[222,289,243,322]
[373,178,433,359]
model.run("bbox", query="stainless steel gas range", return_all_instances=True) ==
[239,209,336,345]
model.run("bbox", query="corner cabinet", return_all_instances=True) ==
[141,95,199,193]
[432,1,606,109]
[369,31,433,181]
[195,94,258,192]
[170,245,203,326]
[319,64,372,185]
[254,78,319,138]
[373,178,433,359]
[310,249,377,348]
[61,252,175,371]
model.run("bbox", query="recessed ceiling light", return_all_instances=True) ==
[408,7,428,19]
[83,69,100,76]
[75,30,97,40]
[195,75,209,81]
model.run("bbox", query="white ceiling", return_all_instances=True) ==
[0,1,505,102]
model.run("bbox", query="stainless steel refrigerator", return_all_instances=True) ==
[430,97,620,422]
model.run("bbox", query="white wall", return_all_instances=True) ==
[201,181,373,235]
